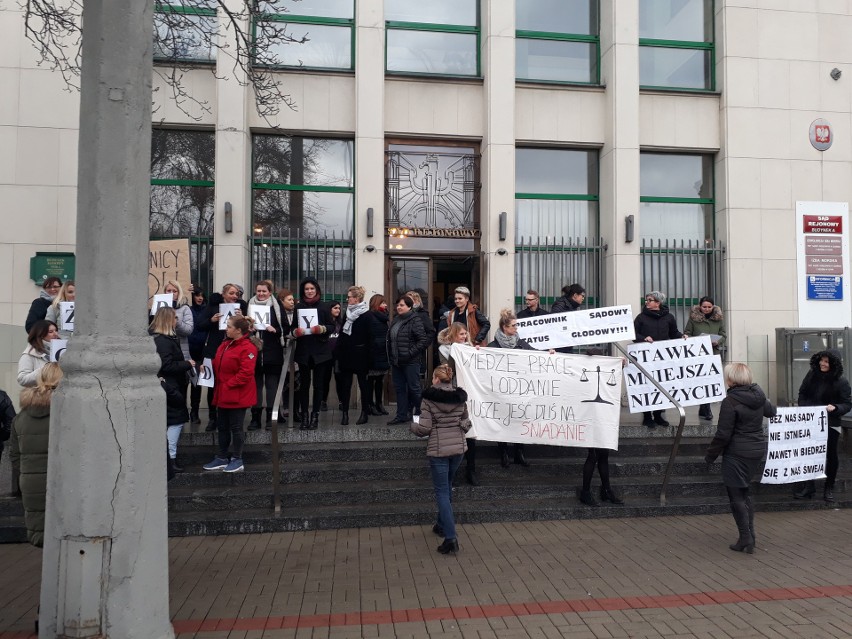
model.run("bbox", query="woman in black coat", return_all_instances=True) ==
[247,280,288,430]
[150,306,194,474]
[705,363,776,554]
[367,294,390,416]
[793,349,851,502]
[387,295,428,425]
[291,277,336,430]
[335,286,374,425]
[197,283,248,431]
[187,284,207,425]
[634,290,683,427]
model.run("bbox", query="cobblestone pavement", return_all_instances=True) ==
[1,509,850,638]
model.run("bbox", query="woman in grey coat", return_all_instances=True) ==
[411,363,470,554]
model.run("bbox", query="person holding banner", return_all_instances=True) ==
[517,289,549,319]
[246,280,287,431]
[17,320,59,387]
[634,291,683,427]
[291,277,336,430]
[704,363,775,554]
[163,280,194,360]
[336,286,374,426]
[45,280,75,339]
[203,316,259,473]
[441,286,490,346]
[150,307,194,474]
[387,295,429,425]
[25,277,62,333]
[198,284,248,432]
[683,296,727,421]
[550,283,585,353]
[793,350,851,502]
[410,363,471,555]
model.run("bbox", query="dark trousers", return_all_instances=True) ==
[338,370,371,411]
[299,360,330,415]
[826,428,840,486]
[391,362,421,420]
[582,448,612,492]
[217,407,247,459]
[255,367,282,411]
[369,373,387,407]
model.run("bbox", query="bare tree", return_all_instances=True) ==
[22,0,307,119]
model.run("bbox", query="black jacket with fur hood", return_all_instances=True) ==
[411,383,470,457]
[797,349,852,430]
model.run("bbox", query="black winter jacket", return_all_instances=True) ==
[252,297,287,372]
[517,306,549,319]
[25,293,53,333]
[153,333,191,425]
[706,384,775,462]
[633,305,682,342]
[188,301,208,361]
[0,389,15,446]
[336,313,374,373]
[388,311,428,367]
[797,349,852,430]
[551,295,581,314]
[198,293,249,359]
[369,310,390,371]
[291,277,336,366]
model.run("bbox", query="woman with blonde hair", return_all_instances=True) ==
[411,363,470,554]
[10,362,63,547]
[336,286,375,425]
[705,362,775,554]
[45,280,76,339]
[162,280,194,360]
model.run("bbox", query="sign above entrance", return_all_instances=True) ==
[387,226,481,239]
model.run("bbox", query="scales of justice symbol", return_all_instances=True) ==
[580,366,618,404]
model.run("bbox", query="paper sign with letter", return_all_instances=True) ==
[198,358,215,388]
[623,336,725,412]
[218,304,239,330]
[150,293,173,316]
[249,304,270,330]
[761,407,828,484]
[59,301,75,331]
[515,305,635,350]
[451,343,621,450]
[297,308,319,331]
[50,339,68,362]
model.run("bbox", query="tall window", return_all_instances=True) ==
[154,0,217,64]
[150,129,215,292]
[255,1,355,71]
[639,152,713,241]
[515,148,601,307]
[385,0,479,77]
[251,135,354,298]
[516,0,599,84]
[639,0,714,90]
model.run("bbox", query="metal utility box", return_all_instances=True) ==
[775,327,852,406]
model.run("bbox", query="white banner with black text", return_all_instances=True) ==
[515,305,635,350]
[761,407,828,484]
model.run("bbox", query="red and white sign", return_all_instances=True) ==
[803,215,842,234]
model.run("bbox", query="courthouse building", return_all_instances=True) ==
[1,1,852,398]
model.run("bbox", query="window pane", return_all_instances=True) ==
[158,0,218,10]
[260,22,351,69]
[640,153,711,199]
[516,149,597,195]
[258,0,354,19]
[151,130,215,182]
[639,202,711,241]
[516,39,596,83]
[386,30,477,75]
[515,200,597,241]
[253,190,353,237]
[516,0,596,35]
[639,0,712,42]
[253,137,354,187]
[153,12,217,62]
[640,46,710,89]
[150,185,215,237]
[386,0,477,26]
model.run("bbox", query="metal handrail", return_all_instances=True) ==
[270,338,297,513]
[613,343,686,507]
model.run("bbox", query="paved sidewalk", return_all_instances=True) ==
[1,510,851,638]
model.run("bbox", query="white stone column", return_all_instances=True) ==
[213,0,252,292]
[39,0,174,637]
[599,0,641,307]
[354,0,385,296]
[481,0,516,324]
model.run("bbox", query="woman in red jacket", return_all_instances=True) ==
[203,315,258,473]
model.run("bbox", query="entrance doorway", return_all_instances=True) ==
[388,255,481,373]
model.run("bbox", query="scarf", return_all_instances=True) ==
[495,329,519,349]
[248,294,284,343]
[301,292,320,305]
[343,301,369,335]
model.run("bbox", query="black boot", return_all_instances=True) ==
[375,403,389,416]
[437,538,459,554]
[465,462,479,486]
[367,403,381,416]
[600,487,623,505]
[745,494,756,547]
[793,479,816,499]
[356,408,369,425]
[653,410,669,427]
[205,407,217,432]
[248,408,262,431]
[189,409,201,425]
[642,412,655,428]
[729,499,754,553]
[299,412,310,430]
[698,404,713,421]
[265,408,273,429]
[340,410,349,426]
[169,458,184,474]
[514,446,530,467]
[499,443,509,468]
[309,413,319,430]
[824,481,835,502]
[579,489,598,507]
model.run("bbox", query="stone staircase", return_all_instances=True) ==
[1,416,849,541]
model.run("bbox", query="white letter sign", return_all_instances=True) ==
[59,301,75,331]
[515,305,635,350]
[297,308,318,330]
[249,304,270,330]
[150,293,172,316]
[197,358,215,388]
[761,407,828,484]
[50,339,68,362]
[218,303,239,330]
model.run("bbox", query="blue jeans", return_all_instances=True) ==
[391,363,421,420]
[429,454,463,541]
[166,424,183,459]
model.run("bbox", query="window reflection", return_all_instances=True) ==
[385,0,477,26]
[386,30,477,76]
[516,0,596,35]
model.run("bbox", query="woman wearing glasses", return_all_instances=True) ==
[25,277,62,334]
[634,290,683,427]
